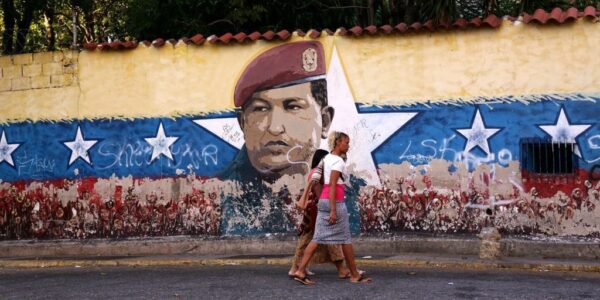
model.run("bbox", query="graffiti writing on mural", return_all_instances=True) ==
[352,119,381,145]
[96,141,218,170]
[586,135,600,163]
[222,123,243,146]
[16,152,56,179]
[170,143,218,168]
[398,134,512,169]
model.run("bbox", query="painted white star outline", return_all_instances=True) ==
[145,122,179,163]
[539,107,591,157]
[194,46,418,186]
[0,130,21,167]
[64,126,98,166]
[456,109,501,155]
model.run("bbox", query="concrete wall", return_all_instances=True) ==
[1,19,599,239]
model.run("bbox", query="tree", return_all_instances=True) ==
[1,0,48,54]
[2,0,600,54]
[515,0,571,14]
[1,0,128,54]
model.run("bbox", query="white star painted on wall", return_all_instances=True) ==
[456,109,501,155]
[64,126,98,166]
[145,122,179,162]
[324,47,417,186]
[0,130,21,167]
[194,46,417,186]
[539,108,591,157]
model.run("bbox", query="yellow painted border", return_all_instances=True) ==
[1,20,599,123]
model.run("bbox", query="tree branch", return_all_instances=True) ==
[207,19,235,27]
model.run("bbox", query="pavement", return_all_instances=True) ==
[1,233,599,272]
[6,264,600,299]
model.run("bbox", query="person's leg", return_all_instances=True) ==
[333,260,350,277]
[288,259,299,276]
[294,241,319,279]
[288,248,301,276]
[307,244,329,276]
[326,244,349,277]
[341,243,371,283]
[341,244,358,277]
[289,232,311,276]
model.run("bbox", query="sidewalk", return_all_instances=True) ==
[1,233,599,272]
[2,253,600,273]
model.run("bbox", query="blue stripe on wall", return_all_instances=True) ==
[365,96,599,170]
[0,114,238,182]
[1,96,599,182]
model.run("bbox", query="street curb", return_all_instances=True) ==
[2,235,599,273]
[1,257,599,273]
[3,235,599,259]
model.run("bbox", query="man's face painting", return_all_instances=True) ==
[240,82,325,177]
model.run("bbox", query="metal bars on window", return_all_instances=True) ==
[520,138,576,174]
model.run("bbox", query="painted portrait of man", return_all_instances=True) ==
[217,41,335,235]
[220,41,334,183]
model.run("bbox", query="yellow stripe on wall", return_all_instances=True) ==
[77,36,334,120]
[340,20,600,104]
[0,87,79,123]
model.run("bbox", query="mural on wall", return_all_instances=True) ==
[359,98,600,236]
[195,41,417,235]
[1,38,600,240]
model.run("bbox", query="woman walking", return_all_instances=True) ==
[293,131,371,285]
[288,149,350,279]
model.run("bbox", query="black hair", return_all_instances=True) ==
[310,79,328,108]
[310,149,329,169]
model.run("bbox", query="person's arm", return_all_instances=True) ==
[328,170,340,224]
[296,180,314,210]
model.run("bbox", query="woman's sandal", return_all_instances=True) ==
[349,273,372,284]
[293,275,315,285]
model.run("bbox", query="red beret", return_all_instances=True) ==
[234,41,326,107]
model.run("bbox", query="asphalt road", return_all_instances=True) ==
[2,265,600,299]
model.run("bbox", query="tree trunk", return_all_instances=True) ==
[367,0,375,25]
[15,1,37,53]
[71,0,92,43]
[82,6,96,43]
[483,0,497,16]
[403,0,420,24]
[1,0,16,54]
[352,0,364,27]
[44,2,57,51]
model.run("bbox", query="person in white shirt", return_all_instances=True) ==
[292,131,371,285]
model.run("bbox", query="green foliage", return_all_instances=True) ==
[125,0,269,40]
[515,0,571,14]
[1,0,600,54]
[419,0,458,24]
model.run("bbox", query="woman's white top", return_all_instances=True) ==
[322,154,347,185]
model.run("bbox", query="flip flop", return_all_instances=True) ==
[349,274,372,284]
[339,270,366,279]
[293,275,315,285]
